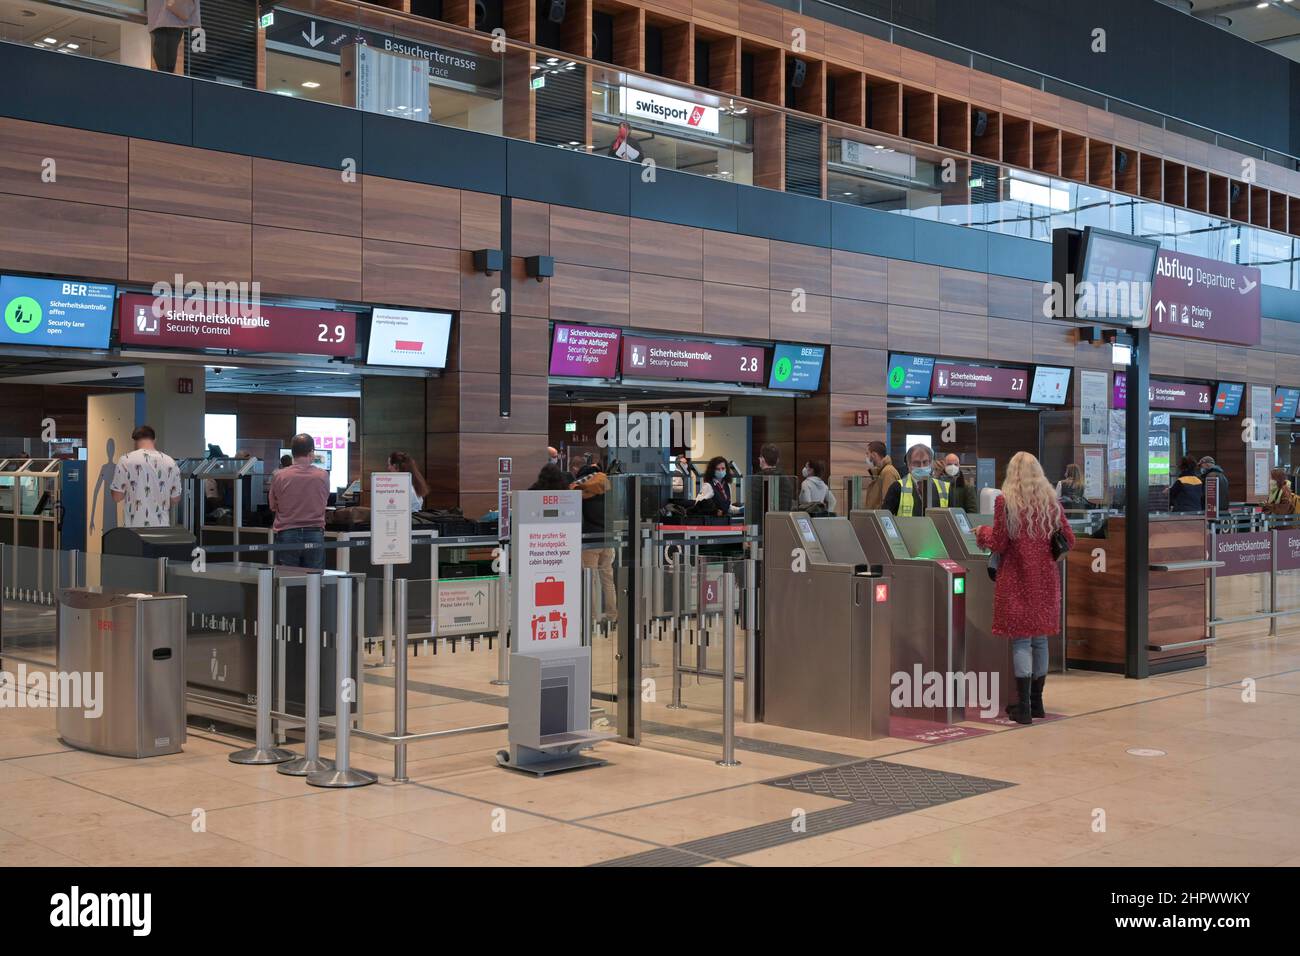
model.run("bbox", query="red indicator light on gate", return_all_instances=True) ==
[874,583,889,603]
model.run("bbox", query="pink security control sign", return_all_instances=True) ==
[621,334,765,384]
[119,293,357,357]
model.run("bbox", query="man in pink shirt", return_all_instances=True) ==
[268,433,329,568]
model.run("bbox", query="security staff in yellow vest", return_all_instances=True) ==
[883,443,951,517]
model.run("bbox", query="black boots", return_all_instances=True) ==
[1030,676,1046,718]
[1009,677,1033,724]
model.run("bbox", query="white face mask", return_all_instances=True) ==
[801,467,811,478]
[1271,480,1278,491]
[945,464,960,477]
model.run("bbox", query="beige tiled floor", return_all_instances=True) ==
[3,621,1300,867]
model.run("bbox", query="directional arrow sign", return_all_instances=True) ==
[302,21,323,47]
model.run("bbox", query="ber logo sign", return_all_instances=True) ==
[619,87,720,134]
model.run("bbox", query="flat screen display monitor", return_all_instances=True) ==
[366,308,452,368]
[1213,382,1244,417]
[0,274,116,349]
[768,343,825,390]
[887,353,934,398]
[932,362,1029,401]
[1275,387,1300,422]
[1029,366,1071,405]
[1074,227,1159,325]
[549,323,621,377]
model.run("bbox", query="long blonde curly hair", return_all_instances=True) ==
[1002,451,1059,540]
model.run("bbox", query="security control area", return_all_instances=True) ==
[2,0,1300,896]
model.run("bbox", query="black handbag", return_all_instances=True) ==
[1050,528,1070,561]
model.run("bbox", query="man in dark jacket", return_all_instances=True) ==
[754,443,795,512]
[1198,456,1229,514]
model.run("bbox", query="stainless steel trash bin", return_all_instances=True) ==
[56,588,188,758]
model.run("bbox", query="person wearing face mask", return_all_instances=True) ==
[798,460,837,513]
[694,455,738,520]
[862,441,900,511]
[883,443,950,517]
[1262,467,1297,515]
[940,453,976,512]
[546,446,560,467]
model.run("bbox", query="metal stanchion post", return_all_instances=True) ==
[229,567,295,765]
[279,571,334,776]
[1270,524,1279,637]
[393,577,409,782]
[156,556,167,593]
[382,562,394,666]
[717,572,739,767]
[491,542,510,685]
[744,552,757,723]
[1208,520,1218,642]
[309,577,376,788]
[667,555,685,709]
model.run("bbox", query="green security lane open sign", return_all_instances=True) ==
[768,343,826,390]
[0,275,116,349]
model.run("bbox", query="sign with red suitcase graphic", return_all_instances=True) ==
[535,576,565,607]
[511,490,583,654]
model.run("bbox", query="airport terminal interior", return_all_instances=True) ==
[4,0,1300,884]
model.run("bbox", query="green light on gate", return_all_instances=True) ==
[952,576,965,595]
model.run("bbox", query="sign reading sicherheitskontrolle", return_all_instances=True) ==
[511,490,581,654]
[370,472,412,565]
[118,293,357,357]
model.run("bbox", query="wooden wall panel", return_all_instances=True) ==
[702,282,769,339]
[457,372,549,434]
[362,176,462,247]
[830,297,887,349]
[770,291,830,343]
[769,240,830,295]
[828,345,885,395]
[252,158,362,236]
[128,209,250,284]
[987,274,1033,322]
[550,205,630,269]
[702,231,769,287]
[939,312,988,359]
[938,268,988,315]
[0,117,127,207]
[630,219,703,278]
[0,194,127,280]
[830,249,887,301]
[986,317,1034,363]
[251,225,361,299]
[886,304,939,352]
[460,190,501,250]
[128,139,250,222]
[361,239,461,308]
[628,273,704,332]
[886,259,940,310]
[548,262,631,325]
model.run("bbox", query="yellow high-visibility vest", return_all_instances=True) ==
[897,474,949,517]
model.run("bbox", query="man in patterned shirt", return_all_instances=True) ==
[110,425,182,528]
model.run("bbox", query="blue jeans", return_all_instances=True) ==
[1011,636,1049,678]
[276,527,325,569]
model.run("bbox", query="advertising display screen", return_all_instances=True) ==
[931,362,1029,401]
[549,323,621,377]
[621,334,765,384]
[366,308,452,368]
[120,293,357,357]
[1274,387,1300,422]
[887,353,935,398]
[1213,382,1244,417]
[1113,373,1213,413]
[1074,227,1159,325]
[0,275,116,349]
[1029,366,1071,405]
[768,343,826,390]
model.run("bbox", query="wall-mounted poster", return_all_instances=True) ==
[1079,370,1108,445]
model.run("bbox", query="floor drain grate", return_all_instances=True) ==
[765,759,1014,810]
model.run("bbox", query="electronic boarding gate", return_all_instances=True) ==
[762,513,891,740]
[850,510,967,724]
[499,490,614,776]
[928,508,1015,714]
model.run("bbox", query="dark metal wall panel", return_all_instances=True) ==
[0,42,192,143]
[629,167,739,233]
[830,202,915,260]
[914,217,987,273]
[506,140,630,216]
[362,114,506,193]
[736,185,831,247]
[192,81,364,170]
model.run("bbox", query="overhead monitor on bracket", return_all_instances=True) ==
[1029,366,1071,405]
[768,343,825,390]
[1213,382,1244,417]
[1274,387,1300,423]
[886,353,934,398]
[1052,226,1160,327]
[366,308,452,368]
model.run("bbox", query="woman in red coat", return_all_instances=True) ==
[975,451,1075,724]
